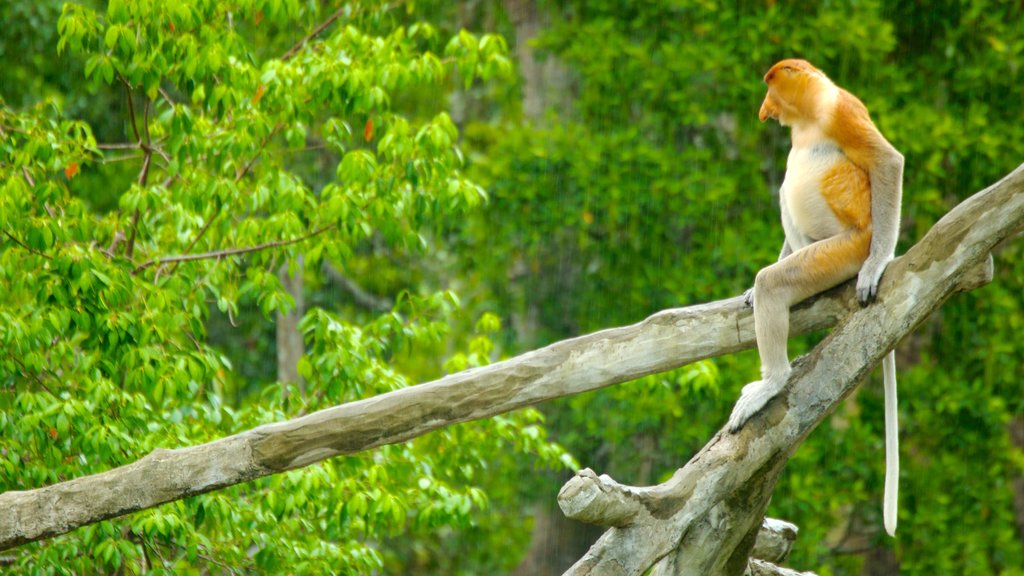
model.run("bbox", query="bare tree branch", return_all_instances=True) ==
[279,1,408,62]
[323,263,394,311]
[559,165,1023,575]
[2,230,53,261]
[133,224,337,274]
[1,164,1020,555]
[280,5,348,62]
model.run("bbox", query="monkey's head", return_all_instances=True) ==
[759,59,831,126]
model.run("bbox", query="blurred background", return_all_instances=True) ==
[2,1,1024,574]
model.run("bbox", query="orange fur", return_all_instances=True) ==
[735,58,903,538]
[821,161,871,231]
[761,59,886,172]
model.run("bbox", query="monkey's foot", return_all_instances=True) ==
[743,288,755,307]
[727,379,784,433]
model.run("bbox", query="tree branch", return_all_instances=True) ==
[559,165,1023,575]
[133,223,337,274]
[2,230,53,261]
[323,263,394,311]
[279,1,407,62]
[168,124,283,276]
[1,165,1020,553]
[21,166,35,187]
[120,76,142,144]
[280,6,348,62]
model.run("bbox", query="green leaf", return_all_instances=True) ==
[107,0,128,23]
[104,26,118,50]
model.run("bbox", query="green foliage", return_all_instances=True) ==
[3,0,1024,573]
[1,1,564,573]
[446,0,1024,574]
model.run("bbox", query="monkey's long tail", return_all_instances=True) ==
[883,349,899,537]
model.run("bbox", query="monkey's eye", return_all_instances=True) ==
[782,66,793,73]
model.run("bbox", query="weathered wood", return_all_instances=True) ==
[747,559,818,576]
[560,165,1024,576]
[0,164,1019,557]
[0,262,848,550]
[752,518,799,564]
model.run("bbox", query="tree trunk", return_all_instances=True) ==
[276,256,305,399]
[1,166,1020,576]
[502,0,572,121]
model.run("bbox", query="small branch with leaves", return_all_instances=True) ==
[134,223,338,274]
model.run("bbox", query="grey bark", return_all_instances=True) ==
[323,263,393,311]
[277,256,305,397]
[556,164,1022,575]
[0,165,1021,567]
[503,0,541,118]
[0,263,852,551]
[747,559,818,576]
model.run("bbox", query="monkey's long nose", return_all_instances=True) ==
[758,98,772,123]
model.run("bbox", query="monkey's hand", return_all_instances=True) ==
[743,288,755,307]
[727,377,786,433]
[856,257,891,305]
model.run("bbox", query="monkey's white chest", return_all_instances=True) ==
[779,143,845,248]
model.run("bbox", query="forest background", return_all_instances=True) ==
[2,0,1023,574]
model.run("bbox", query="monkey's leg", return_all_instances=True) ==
[744,239,793,307]
[727,230,870,432]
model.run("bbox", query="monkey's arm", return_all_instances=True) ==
[829,94,904,304]
[857,144,904,303]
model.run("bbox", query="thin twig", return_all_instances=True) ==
[9,355,54,394]
[124,150,152,260]
[279,1,408,62]
[177,208,220,263]
[21,167,35,187]
[142,99,151,144]
[235,124,281,181]
[101,154,144,164]
[281,6,348,62]
[97,142,141,150]
[125,210,141,259]
[120,76,142,144]
[2,230,53,260]
[170,124,281,275]
[158,86,175,108]
[118,76,148,261]
[134,223,337,274]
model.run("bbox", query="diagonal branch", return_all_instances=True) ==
[133,223,337,274]
[0,260,850,550]
[280,5,347,62]
[559,164,1024,575]
[1,165,1021,553]
[279,1,408,62]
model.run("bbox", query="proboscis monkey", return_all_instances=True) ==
[727,59,904,537]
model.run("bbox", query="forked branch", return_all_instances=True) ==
[1,165,1021,562]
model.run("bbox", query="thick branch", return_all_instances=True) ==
[560,165,1024,575]
[558,469,799,563]
[1,165,1020,552]
[747,560,817,576]
[0,267,848,549]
